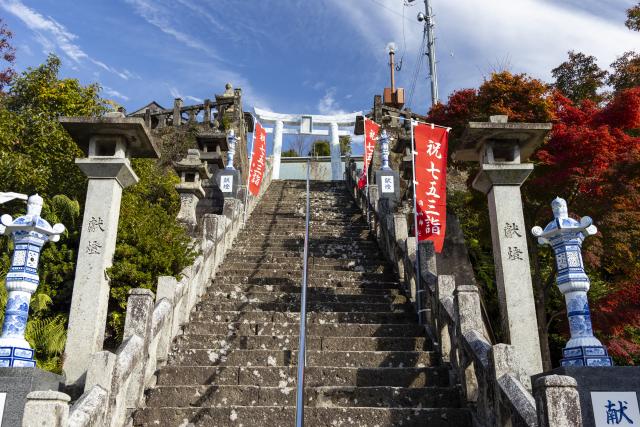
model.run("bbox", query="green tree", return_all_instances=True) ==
[309,140,330,156]
[0,54,195,370]
[282,149,298,157]
[608,51,640,93]
[551,51,607,104]
[340,135,352,155]
[626,3,640,31]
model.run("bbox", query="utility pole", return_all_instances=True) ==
[411,0,439,106]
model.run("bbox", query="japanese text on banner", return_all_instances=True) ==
[414,123,449,252]
[248,122,267,196]
[358,118,380,189]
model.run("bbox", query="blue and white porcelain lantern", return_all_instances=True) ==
[0,194,64,367]
[379,130,391,171]
[532,197,613,367]
[226,129,237,170]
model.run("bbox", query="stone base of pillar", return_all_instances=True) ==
[375,169,400,211]
[0,367,63,426]
[216,169,241,199]
[533,367,640,427]
[561,345,613,367]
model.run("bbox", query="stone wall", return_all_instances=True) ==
[22,162,274,427]
[344,161,583,427]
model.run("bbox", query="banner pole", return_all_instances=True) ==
[243,122,256,224]
[410,120,423,325]
[364,120,370,222]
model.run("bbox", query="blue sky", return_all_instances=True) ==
[1,0,638,154]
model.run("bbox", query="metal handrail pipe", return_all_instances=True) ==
[295,160,311,426]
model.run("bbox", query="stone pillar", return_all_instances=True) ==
[330,121,342,181]
[533,375,582,427]
[59,114,158,391]
[455,116,551,378]
[475,163,542,376]
[272,120,284,180]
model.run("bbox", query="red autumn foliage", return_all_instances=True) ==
[0,18,16,91]
[532,89,640,364]
[431,71,640,364]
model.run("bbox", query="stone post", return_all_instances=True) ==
[174,149,210,234]
[173,97,183,126]
[533,375,583,427]
[22,391,70,427]
[272,120,284,179]
[454,115,551,377]
[122,288,154,408]
[330,121,342,181]
[0,195,64,367]
[59,113,159,390]
[532,198,612,366]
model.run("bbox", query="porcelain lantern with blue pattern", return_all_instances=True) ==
[0,194,65,367]
[532,197,613,367]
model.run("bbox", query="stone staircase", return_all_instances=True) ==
[133,181,470,426]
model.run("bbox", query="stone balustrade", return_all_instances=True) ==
[345,161,583,427]
[22,161,273,427]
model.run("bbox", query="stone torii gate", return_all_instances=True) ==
[253,107,361,180]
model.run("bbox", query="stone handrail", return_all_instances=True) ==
[344,161,582,427]
[22,162,274,427]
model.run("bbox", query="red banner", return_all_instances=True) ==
[414,123,449,252]
[248,122,267,196]
[358,118,381,189]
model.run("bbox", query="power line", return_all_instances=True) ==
[368,0,421,25]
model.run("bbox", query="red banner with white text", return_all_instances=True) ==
[414,123,449,252]
[248,122,267,196]
[358,118,381,189]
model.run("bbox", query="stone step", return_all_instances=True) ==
[214,276,401,288]
[175,335,431,351]
[184,322,425,338]
[193,311,417,325]
[133,406,471,426]
[223,256,385,268]
[203,291,408,305]
[156,365,450,387]
[169,349,437,368]
[194,301,413,314]
[237,230,371,239]
[215,270,397,283]
[145,384,460,408]
[212,284,401,296]
[227,241,380,251]
[226,248,382,265]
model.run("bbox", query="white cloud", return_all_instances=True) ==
[0,0,135,80]
[185,95,203,103]
[318,88,346,115]
[102,86,130,102]
[327,0,639,107]
[125,0,218,58]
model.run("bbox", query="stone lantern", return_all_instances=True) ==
[174,149,210,232]
[59,112,159,389]
[454,115,552,377]
[216,129,241,198]
[376,130,400,211]
[0,195,65,367]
